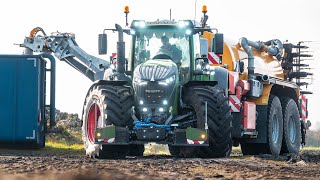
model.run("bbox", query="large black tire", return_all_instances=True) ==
[241,95,283,156]
[181,86,232,158]
[280,97,301,154]
[266,95,284,156]
[82,85,134,158]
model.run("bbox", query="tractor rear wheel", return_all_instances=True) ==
[82,85,134,158]
[280,97,301,154]
[182,86,232,158]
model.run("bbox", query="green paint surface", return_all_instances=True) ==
[186,127,207,141]
[95,125,116,139]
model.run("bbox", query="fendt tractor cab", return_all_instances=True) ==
[22,5,311,158]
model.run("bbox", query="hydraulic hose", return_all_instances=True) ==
[239,38,284,80]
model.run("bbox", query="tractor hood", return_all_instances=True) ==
[133,59,178,82]
[133,59,179,124]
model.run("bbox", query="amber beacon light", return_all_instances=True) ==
[124,6,130,13]
[202,5,207,13]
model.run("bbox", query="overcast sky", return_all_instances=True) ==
[0,0,319,129]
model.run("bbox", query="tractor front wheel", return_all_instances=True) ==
[82,85,134,158]
[182,86,232,158]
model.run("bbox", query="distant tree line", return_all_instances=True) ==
[45,107,81,129]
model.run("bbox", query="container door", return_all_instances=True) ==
[0,57,40,146]
[15,58,40,144]
[0,58,17,142]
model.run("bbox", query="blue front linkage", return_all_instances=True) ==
[133,117,171,131]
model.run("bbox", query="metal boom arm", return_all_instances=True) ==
[23,28,109,81]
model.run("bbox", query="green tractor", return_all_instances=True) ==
[82,18,232,158]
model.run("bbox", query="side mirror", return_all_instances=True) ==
[98,33,107,55]
[214,33,224,54]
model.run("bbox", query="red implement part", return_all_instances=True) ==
[111,53,117,59]
[242,101,256,130]
[228,72,239,94]
[301,95,307,121]
[236,86,242,96]
[229,95,241,112]
[237,80,250,95]
[208,52,220,64]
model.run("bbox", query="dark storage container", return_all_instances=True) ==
[0,54,55,148]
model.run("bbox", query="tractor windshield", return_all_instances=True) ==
[132,27,191,67]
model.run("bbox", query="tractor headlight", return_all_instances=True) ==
[185,29,192,35]
[158,75,175,86]
[178,21,190,28]
[133,21,146,28]
[163,100,168,105]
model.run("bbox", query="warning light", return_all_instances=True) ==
[202,5,207,13]
[201,134,206,139]
[124,6,130,13]
[96,132,101,137]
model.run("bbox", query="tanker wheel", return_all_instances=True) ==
[181,85,232,158]
[280,97,301,154]
[266,95,283,156]
[241,95,283,156]
[82,85,134,158]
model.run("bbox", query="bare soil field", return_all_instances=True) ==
[0,148,320,180]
